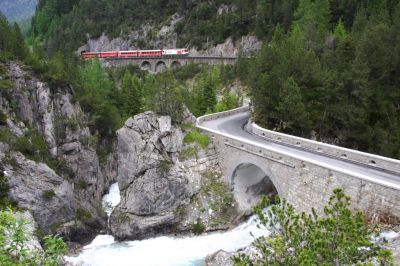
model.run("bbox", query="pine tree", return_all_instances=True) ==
[277,77,310,135]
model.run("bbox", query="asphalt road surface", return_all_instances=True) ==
[200,112,400,190]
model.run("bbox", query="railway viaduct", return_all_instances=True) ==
[197,106,400,224]
[101,56,237,72]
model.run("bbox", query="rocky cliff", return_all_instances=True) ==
[0,62,110,242]
[110,111,240,240]
[78,13,262,57]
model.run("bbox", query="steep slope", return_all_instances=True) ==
[0,61,111,243]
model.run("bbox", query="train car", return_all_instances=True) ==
[81,52,100,59]
[162,48,189,56]
[81,48,189,59]
[100,51,119,58]
[118,50,139,57]
[138,49,163,57]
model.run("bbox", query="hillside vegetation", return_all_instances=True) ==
[24,0,400,160]
[241,1,400,159]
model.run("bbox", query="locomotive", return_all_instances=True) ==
[81,48,189,59]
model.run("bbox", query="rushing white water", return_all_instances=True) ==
[65,182,269,266]
[65,214,267,266]
[102,182,121,216]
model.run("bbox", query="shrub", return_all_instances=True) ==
[0,209,67,265]
[0,171,16,209]
[192,218,205,235]
[76,180,88,189]
[183,130,210,149]
[0,110,7,125]
[42,190,56,201]
[76,208,92,222]
[179,146,199,160]
[0,80,12,91]
[233,189,394,265]
[156,160,172,175]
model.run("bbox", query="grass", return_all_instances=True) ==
[179,146,199,160]
[183,129,210,149]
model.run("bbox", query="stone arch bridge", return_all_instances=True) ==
[197,106,400,224]
[102,56,237,72]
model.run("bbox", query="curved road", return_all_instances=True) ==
[200,112,400,190]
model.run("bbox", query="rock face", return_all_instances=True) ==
[110,111,239,240]
[111,112,195,240]
[77,12,261,57]
[0,62,109,239]
[78,14,182,54]
[5,153,76,230]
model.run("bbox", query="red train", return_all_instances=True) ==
[81,48,189,59]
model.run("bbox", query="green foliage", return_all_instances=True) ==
[42,190,56,201]
[76,208,92,222]
[192,218,205,235]
[233,189,394,265]
[0,171,16,209]
[76,59,123,140]
[188,67,221,117]
[156,160,172,175]
[149,71,185,123]
[179,146,199,160]
[120,70,143,120]
[216,91,239,112]
[203,171,234,214]
[0,79,12,92]
[0,13,27,61]
[0,110,7,125]
[244,1,400,159]
[0,209,67,265]
[183,130,210,149]
[75,180,88,190]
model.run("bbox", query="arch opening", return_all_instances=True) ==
[141,61,151,71]
[171,61,181,69]
[155,61,166,72]
[231,163,278,211]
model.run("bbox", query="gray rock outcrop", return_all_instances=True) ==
[0,62,109,240]
[5,153,76,230]
[111,112,196,240]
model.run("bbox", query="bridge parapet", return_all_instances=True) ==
[197,106,400,191]
[196,105,250,124]
[249,123,400,175]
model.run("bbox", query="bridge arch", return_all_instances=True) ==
[155,61,166,72]
[141,61,151,71]
[171,61,181,69]
[227,156,281,211]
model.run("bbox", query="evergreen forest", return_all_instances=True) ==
[1,0,399,160]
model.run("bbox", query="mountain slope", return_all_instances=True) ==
[0,0,37,21]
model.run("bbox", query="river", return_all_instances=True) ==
[65,183,269,266]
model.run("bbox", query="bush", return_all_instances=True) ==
[75,180,88,189]
[179,146,199,160]
[0,110,7,125]
[42,190,56,201]
[233,189,394,265]
[0,209,67,265]
[76,208,92,222]
[183,130,210,149]
[192,218,205,235]
[0,171,16,209]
